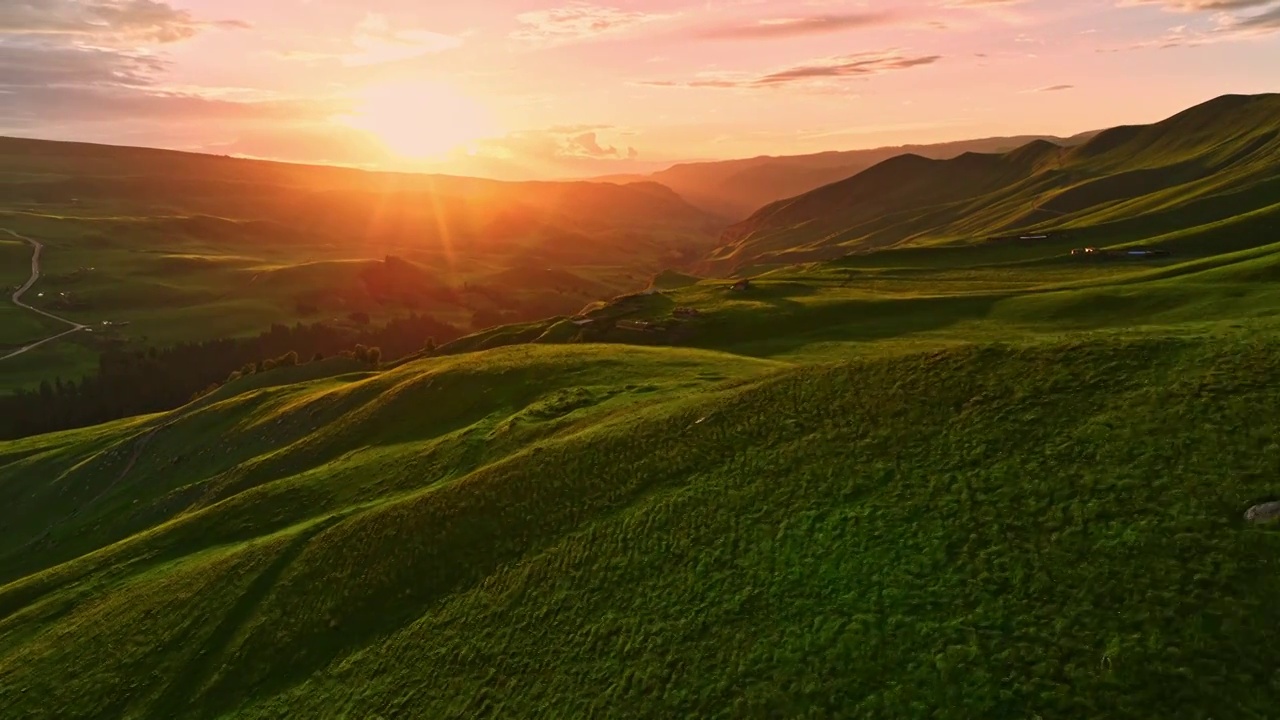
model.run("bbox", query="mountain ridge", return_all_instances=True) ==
[593,132,1099,219]
[704,93,1280,274]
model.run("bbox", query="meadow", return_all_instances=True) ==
[3,207,1280,717]
[0,139,723,390]
[1,94,1279,718]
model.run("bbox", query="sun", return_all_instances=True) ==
[341,80,498,160]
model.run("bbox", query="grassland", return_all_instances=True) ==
[0,139,724,390]
[3,204,1280,717]
[2,94,1279,718]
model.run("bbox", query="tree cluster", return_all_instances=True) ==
[0,313,459,440]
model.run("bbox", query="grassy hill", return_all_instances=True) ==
[0,138,726,389]
[595,132,1096,220]
[3,93,1280,718]
[4,189,1280,716]
[1,339,1278,718]
[706,93,1280,274]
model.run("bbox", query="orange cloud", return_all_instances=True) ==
[512,2,677,45]
[696,12,899,39]
[0,0,247,44]
[638,50,942,90]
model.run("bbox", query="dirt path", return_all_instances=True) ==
[2,228,89,361]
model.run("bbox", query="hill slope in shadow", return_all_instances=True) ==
[705,93,1280,273]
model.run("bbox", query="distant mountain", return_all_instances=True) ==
[704,93,1280,274]
[0,136,727,269]
[593,133,1099,220]
[0,136,731,379]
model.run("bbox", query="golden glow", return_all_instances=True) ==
[341,81,498,160]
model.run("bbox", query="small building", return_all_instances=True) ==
[730,279,752,292]
[672,307,701,318]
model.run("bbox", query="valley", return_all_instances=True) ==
[0,138,727,394]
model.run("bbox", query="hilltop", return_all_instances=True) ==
[594,132,1097,220]
[0,136,723,249]
[706,93,1280,274]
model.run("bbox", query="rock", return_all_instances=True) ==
[1244,501,1280,524]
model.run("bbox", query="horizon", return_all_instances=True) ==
[1,1,1278,181]
[0,121,1111,182]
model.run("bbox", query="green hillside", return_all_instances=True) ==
[595,133,1097,219]
[2,327,1279,718]
[0,138,725,389]
[706,93,1280,273]
[3,94,1280,719]
[4,212,1280,717]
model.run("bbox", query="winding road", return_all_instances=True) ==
[2,229,88,361]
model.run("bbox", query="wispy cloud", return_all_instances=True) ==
[443,125,649,179]
[638,50,941,90]
[0,0,275,139]
[563,131,636,158]
[276,13,463,67]
[1113,0,1280,48]
[1022,84,1075,92]
[512,2,676,46]
[697,12,897,40]
[341,13,462,66]
[1116,0,1275,11]
[0,0,247,44]
[1114,0,1280,47]
[0,0,247,96]
[0,42,163,89]
[1232,3,1280,28]
[943,0,1027,5]
[938,0,1034,25]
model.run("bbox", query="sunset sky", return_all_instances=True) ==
[1,0,1277,179]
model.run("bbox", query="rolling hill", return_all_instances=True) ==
[3,244,1280,717]
[0,137,728,390]
[706,93,1280,274]
[3,92,1280,719]
[0,136,725,260]
[594,132,1097,220]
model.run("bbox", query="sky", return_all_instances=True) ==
[1,0,1278,180]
